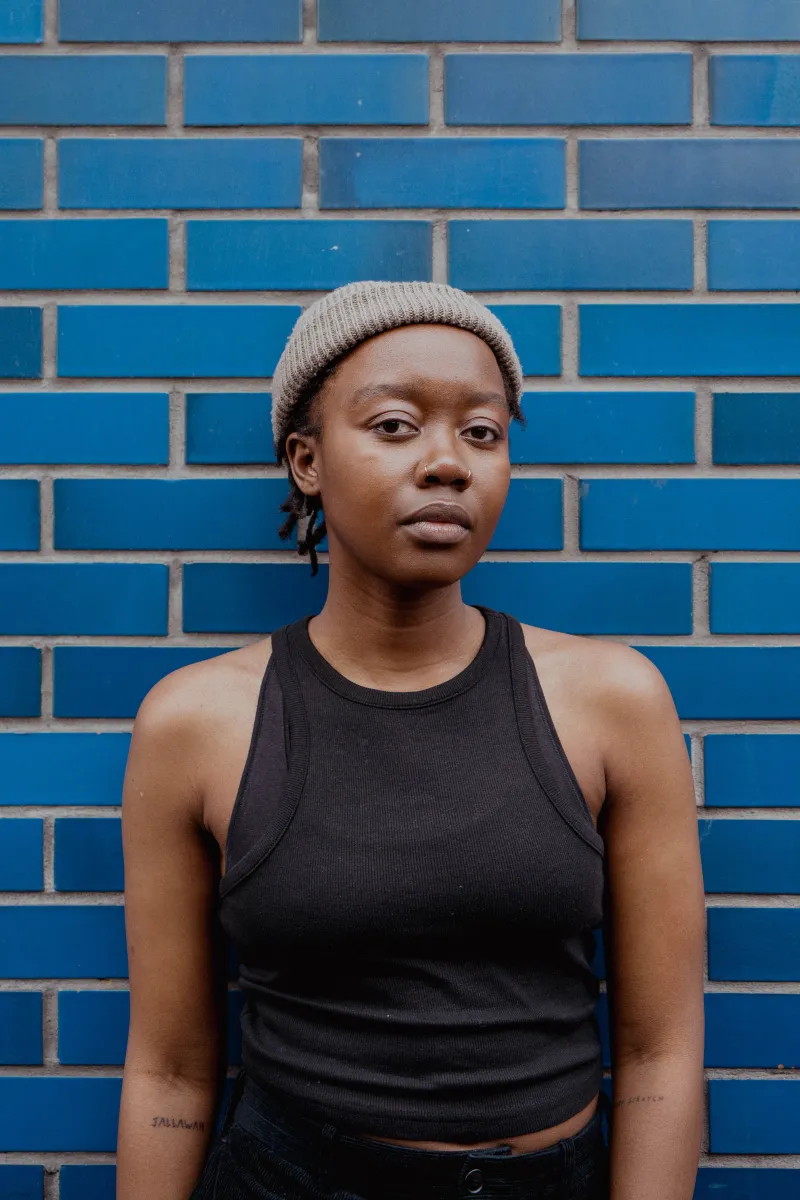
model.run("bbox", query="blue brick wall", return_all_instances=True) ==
[1,2,799,1193]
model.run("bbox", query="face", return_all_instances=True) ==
[285,324,512,589]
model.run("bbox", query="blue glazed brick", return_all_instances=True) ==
[705,735,800,808]
[320,138,565,210]
[705,994,800,1067]
[186,393,272,464]
[185,54,428,126]
[446,54,692,126]
[696,1169,800,1199]
[581,480,800,551]
[581,139,800,210]
[712,564,800,634]
[53,647,228,718]
[449,220,692,291]
[700,819,800,893]
[0,481,39,549]
[709,1081,800,1154]
[59,1166,115,1200]
[578,0,800,40]
[319,0,560,42]
[709,221,800,291]
[712,56,800,126]
[637,648,800,720]
[714,393,800,465]
[55,818,123,892]
[490,480,562,551]
[0,0,41,42]
[0,564,167,635]
[59,139,302,210]
[514,392,694,464]
[0,139,41,209]
[0,1167,43,1199]
[580,305,800,378]
[184,564,328,632]
[0,906,126,978]
[60,0,301,42]
[488,306,562,376]
[0,56,165,124]
[0,220,167,290]
[0,1078,121,1151]
[0,993,41,1064]
[58,991,128,1064]
[0,393,169,465]
[0,820,42,891]
[0,308,40,378]
[58,306,300,379]
[187,220,432,291]
[0,733,129,806]
[0,649,40,717]
[709,909,800,981]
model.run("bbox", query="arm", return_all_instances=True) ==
[116,672,227,1200]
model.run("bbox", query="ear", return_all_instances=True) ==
[284,431,321,499]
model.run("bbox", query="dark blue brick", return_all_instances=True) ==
[446,54,691,126]
[58,990,129,1064]
[0,649,40,717]
[712,564,800,634]
[514,392,694,464]
[319,0,559,42]
[0,993,41,1064]
[700,819,800,893]
[185,54,428,126]
[59,0,301,42]
[186,393,272,464]
[709,1081,800,1154]
[187,220,432,291]
[578,0,800,40]
[0,55,165,124]
[638,648,800,720]
[714,393,800,465]
[0,906,126,978]
[320,138,565,210]
[0,481,39,549]
[55,818,123,892]
[709,908,800,981]
[695,1169,800,1199]
[0,733,129,807]
[59,1166,115,1200]
[0,0,41,42]
[0,220,167,290]
[580,305,800,378]
[490,480,562,550]
[449,219,692,291]
[709,221,800,291]
[0,308,40,378]
[712,56,800,126]
[705,735,800,808]
[0,1166,43,1199]
[0,820,41,891]
[705,994,800,1067]
[0,139,41,209]
[581,139,800,209]
[184,564,328,632]
[0,392,168,465]
[59,139,302,210]
[0,564,167,636]
[58,305,300,379]
[53,647,228,718]
[0,1078,121,1151]
[488,306,562,376]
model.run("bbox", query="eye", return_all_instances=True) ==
[372,417,416,436]
[465,423,500,443]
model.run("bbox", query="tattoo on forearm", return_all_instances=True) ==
[613,1095,665,1109]
[151,1116,206,1131]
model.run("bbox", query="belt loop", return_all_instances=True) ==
[562,1132,576,1176]
[220,1068,247,1139]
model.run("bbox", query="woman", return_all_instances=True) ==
[116,282,705,1200]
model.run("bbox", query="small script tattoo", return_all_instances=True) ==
[151,1116,206,1131]
[613,1095,665,1109]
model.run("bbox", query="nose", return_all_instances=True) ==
[417,455,473,489]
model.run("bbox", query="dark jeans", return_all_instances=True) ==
[189,1073,611,1200]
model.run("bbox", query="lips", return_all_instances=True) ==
[400,502,473,546]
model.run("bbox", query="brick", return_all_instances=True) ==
[0,906,127,978]
[578,0,800,40]
[184,564,329,632]
[0,1167,43,1199]
[0,392,169,466]
[705,994,800,1067]
[0,564,168,636]
[712,564,800,634]
[488,306,562,376]
[59,0,301,42]
[0,219,167,290]
[445,54,692,126]
[59,139,302,210]
[53,647,228,718]
[0,820,42,891]
[57,305,300,379]
[0,993,41,1064]
[638,648,800,720]
[0,1077,121,1151]
[708,909,800,981]
[711,55,800,126]
[696,1169,800,1199]
[0,733,129,807]
[185,393,272,464]
[55,818,123,892]
[704,735,800,808]
[709,1081,800,1154]
[490,480,563,550]
[0,0,41,42]
[0,139,42,209]
[187,220,432,291]
[449,219,692,291]
[708,221,800,291]
[318,0,560,42]
[59,1166,115,1200]
[320,138,565,210]
[514,392,694,464]
[0,308,40,378]
[0,649,40,717]
[0,55,166,124]
[714,393,800,465]
[700,819,800,893]
[580,304,800,378]
[185,54,429,126]
[0,481,39,550]
[580,139,800,210]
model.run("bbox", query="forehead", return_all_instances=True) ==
[330,323,506,396]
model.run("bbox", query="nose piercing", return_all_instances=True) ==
[422,464,473,482]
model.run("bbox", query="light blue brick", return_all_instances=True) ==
[709,1081,800,1154]
[0,56,166,124]
[488,306,562,376]
[53,647,228,718]
[0,139,41,209]
[186,393,272,464]
[187,220,432,291]
[0,993,41,1064]
[59,0,301,42]
[0,1078,121,1151]
[58,306,300,379]
[0,734,129,807]
[55,819,123,892]
[0,0,41,42]
[449,219,692,291]
[490,480,562,550]
[0,1166,43,1199]
[514,392,694,464]
[0,481,39,550]
[578,0,800,41]
[0,220,167,290]
[319,0,560,42]
[0,309,40,378]
[581,139,800,209]
[58,991,129,1065]
[638,648,800,720]
[712,564,800,634]
[696,1169,800,1199]
[0,393,169,465]
[705,994,800,1068]
[59,1166,115,1200]
[59,139,302,210]
[185,54,429,125]
[446,54,692,126]
[714,393,800,465]
[700,819,800,893]
[320,138,565,209]
[0,649,40,717]
[712,55,800,126]
[580,305,800,378]
[709,909,800,981]
[0,906,127,978]
[0,820,41,891]
[705,735,800,808]
[709,221,800,290]
[0,565,167,636]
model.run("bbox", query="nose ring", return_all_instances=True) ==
[422,464,473,482]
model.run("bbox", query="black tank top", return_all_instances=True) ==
[219,606,605,1141]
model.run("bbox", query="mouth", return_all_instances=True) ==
[400,503,472,546]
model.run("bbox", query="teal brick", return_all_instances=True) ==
[0,139,42,208]
[0,565,167,636]
[0,55,166,124]
[0,220,167,290]
[0,733,129,807]
[0,393,168,466]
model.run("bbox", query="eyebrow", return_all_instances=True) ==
[347,382,508,408]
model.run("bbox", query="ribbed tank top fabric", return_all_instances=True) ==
[219,607,605,1141]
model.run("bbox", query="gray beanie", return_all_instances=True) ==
[271,280,523,460]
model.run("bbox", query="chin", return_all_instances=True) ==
[380,548,479,591]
